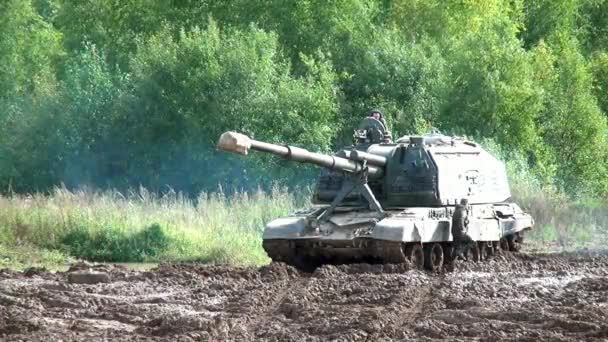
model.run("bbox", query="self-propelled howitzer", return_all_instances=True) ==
[217,127,534,271]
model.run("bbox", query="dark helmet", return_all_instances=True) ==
[368,108,383,118]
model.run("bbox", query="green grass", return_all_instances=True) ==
[0,186,308,269]
[0,243,74,271]
[512,183,608,251]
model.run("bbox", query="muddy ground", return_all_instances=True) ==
[1,251,608,341]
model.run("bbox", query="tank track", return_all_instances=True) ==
[262,240,296,264]
[263,239,408,269]
[263,232,525,272]
[373,241,407,263]
[262,240,316,271]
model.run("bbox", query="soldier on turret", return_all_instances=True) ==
[368,109,388,130]
[452,198,475,260]
[355,109,392,144]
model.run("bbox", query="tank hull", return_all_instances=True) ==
[262,203,533,269]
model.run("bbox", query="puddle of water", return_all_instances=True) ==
[458,271,494,279]
[112,262,158,271]
[515,275,585,288]
[52,262,158,272]
[43,317,137,332]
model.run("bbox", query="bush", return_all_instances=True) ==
[0,186,305,265]
[60,223,170,262]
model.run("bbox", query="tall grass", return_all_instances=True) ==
[513,184,608,250]
[0,185,308,268]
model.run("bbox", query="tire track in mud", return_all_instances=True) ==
[366,275,438,340]
[400,281,435,326]
[215,263,312,339]
[247,274,312,334]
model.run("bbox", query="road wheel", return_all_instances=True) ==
[508,233,523,252]
[478,242,488,261]
[466,243,480,262]
[487,242,497,258]
[444,244,455,263]
[499,237,510,253]
[405,244,424,270]
[423,243,444,272]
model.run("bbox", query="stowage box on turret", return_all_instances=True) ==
[217,118,533,270]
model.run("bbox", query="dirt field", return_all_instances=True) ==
[1,251,608,341]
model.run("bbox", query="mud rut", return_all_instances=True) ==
[1,251,608,341]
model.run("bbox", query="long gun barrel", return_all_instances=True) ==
[218,132,385,177]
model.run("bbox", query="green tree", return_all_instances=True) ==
[577,0,608,54]
[333,29,448,139]
[0,0,64,191]
[535,36,608,194]
[55,45,130,188]
[54,0,173,68]
[590,52,608,116]
[439,23,543,153]
[522,0,580,48]
[118,22,339,191]
[0,0,63,100]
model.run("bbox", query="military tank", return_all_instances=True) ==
[217,118,534,271]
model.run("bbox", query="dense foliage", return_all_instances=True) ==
[1,0,607,196]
